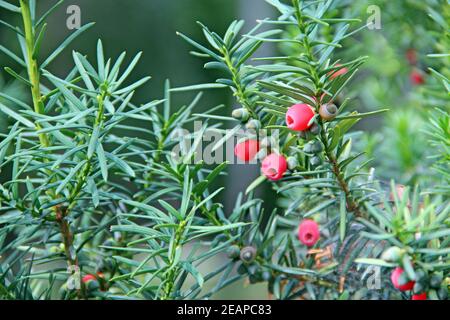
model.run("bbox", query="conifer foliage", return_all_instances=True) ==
[0,0,448,300]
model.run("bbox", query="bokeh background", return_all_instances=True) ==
[0,0,446,298]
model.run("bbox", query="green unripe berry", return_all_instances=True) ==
[413,281,425,294]
[232,108,250,122]
[304,140,322,154]
[311,140,323,153]
[287,156,299,170]
[237,263,247,275]
[430,274,444,289]
[86,279,100,291]
[106,257,117,270]
[247,263,258,275]
[232,108,243,119]
[304,142,314,153]
[226,245,241,259]
[381,246,404,262]
[262,271,272,282]
[245,119,261,130]
[49,246,59,253]
[240,246,257,264]
[256,148,268,161]
[415,269,428,284]
[309,123,321,135]
[437,286,448,300]
[241,110,250,122]
[310,156,322,166]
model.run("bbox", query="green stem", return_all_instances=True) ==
[319,122,362,216]
[65,90,108,214]
[144,121,169,188]
[66,162,92,213]
[293,0,320,92]
[20,0,61,217]
[162,220,186,300]
[58,90,107,299]
[292,0,361,216]
[20,0,85,297]
[223,48,257,118]
[20,0,49,147]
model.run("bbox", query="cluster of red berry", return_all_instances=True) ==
[233,65,346,181]
[232,67,347,248]
[390,263,448,300]
[390,267,426,300]
[231,104,321,257]
[233,101,338,181]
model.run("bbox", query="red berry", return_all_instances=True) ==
[82,274,96,283]
[298,219,320,247]
[286,104,315,131]
[412,292,427,300]
[234,139,260,162]
[406,49,417,65]
[261,153,287,181]
[410,70,424,85]
[328,64,348,79]
[391,267,415,291]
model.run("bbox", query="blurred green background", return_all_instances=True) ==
[0,0,445,299]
